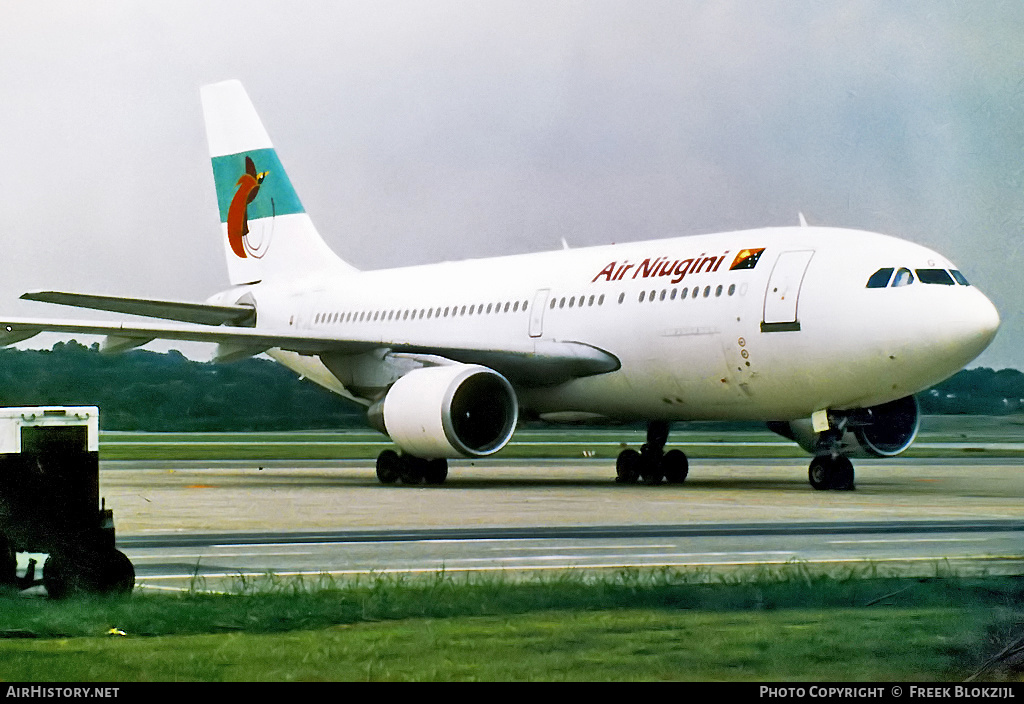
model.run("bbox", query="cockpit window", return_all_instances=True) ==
[915,269,955,285]
[868,266,967,289]
[950,270,970,286]
[866,268,894,288]
[891,268,914,287]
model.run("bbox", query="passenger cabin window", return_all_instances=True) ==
[891,268,914,287]
[916,269,955,285]
[866,268,894,288]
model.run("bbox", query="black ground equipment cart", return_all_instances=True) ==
[0,407,133,598]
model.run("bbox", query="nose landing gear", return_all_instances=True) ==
[808,455,855,491]
[808,423,856,491]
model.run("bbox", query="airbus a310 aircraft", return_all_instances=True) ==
[2,81,1000,490]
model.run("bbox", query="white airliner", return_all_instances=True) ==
[3,80,1000,490]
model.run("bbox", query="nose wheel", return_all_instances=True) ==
[808,455,855,491]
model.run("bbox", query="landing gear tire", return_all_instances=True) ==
[399,456,426,485]
[615,449,641,484]
[830,456,855,491]
[376,450,449,486]
[376,450,402,484]
[662,449,689,484]
[808,455,855,491]
[423,459,449,485]
[638,445,664,486]
[615,422,689,486]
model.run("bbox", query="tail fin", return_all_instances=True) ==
[201,80,357,285]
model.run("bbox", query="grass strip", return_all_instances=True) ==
[96,425,1024,461]
[0,567,1021,681]
[0,607,997,681]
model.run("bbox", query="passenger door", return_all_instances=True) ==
[762,250,814,332]
[529,289,549,338]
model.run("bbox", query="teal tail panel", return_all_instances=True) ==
[211,148,305,224]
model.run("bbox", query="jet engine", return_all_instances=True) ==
[768,395,920,458]
[367,364,518,459]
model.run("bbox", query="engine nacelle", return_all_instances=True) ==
[367,364,518,459]
[768,396,920,458]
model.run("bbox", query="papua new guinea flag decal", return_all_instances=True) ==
[729,248,766,270]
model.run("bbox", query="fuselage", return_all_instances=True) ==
[214,224,999,423]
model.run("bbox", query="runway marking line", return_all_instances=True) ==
[134,554,1024,584]
[129,551,316,559]
[828,538,992,545]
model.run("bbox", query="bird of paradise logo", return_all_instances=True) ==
[226,156,270,258]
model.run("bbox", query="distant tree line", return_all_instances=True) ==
[0,342,364,431]
[917,366,1024,415]
[0,341,1017,430]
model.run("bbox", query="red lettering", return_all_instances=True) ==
[671,258,694,283]
[592,250,733,284]
[592,262,616,283]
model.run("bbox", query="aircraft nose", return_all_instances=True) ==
[947,289,1000,363]
[975,292,1001,342]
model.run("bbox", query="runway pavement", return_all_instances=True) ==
[117,520,1024,592]
[81,457,1024,590]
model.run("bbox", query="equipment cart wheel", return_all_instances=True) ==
[0,534,16,590]
[44,548,135,599]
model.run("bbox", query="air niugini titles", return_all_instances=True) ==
[590,247,765,284]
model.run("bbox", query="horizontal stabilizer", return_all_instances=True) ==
[21,291,255,327]
[0,316,378,356]
[0,326,40,347]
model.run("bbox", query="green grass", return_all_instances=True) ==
[96,418,1024,461]
[0,608,993,681]
[0,568,1021,681]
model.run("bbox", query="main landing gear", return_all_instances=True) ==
[615,421,689,485]
[375,449,449,485]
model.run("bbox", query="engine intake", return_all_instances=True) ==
[768,396,920,458]
[368,364,518,459]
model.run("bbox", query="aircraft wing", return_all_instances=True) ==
[0,315,618,384]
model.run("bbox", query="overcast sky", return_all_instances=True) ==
[1,1,1022,369]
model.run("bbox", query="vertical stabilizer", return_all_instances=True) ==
[201,80,356,285]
